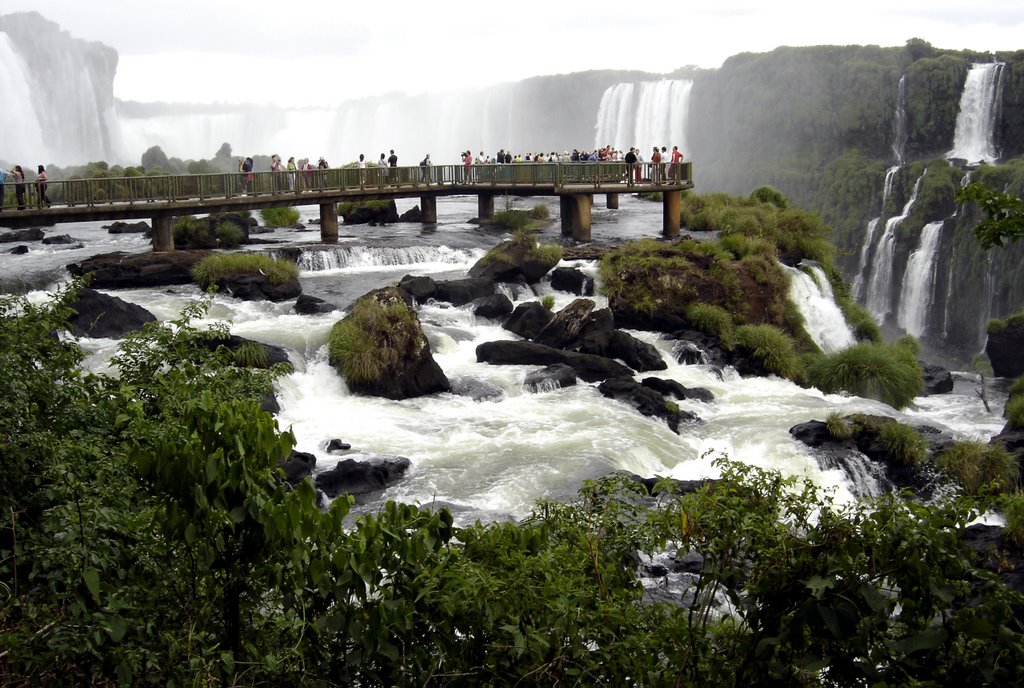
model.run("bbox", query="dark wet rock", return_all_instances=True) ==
[608,330,666,372]
[0,227,44,243]
[673,341,706,365]
[66,287,157,339]
[105,220,151,234]
[398,205,423,222]
[326,439,352,452]
[524,363,578,392]
[549,266,594,296]
[641,377,715,403]
[598,376,699,433]
[217,274,302,302]
[341,199,400,225]
[5,244,29,255]
[434,277,494,306]
[450,375,506,401]
[397,274,437,303]
[477,340,632,382]
[468,237,560,284]
[68,250,212,289]
[671,329,730,369]
[293,294,337,315]
[314,455,412,498]
[533,299,596,349]
[278,450,316,485]
[41,234,83,248]
[921,362,954,395]
[200,334,292,369]
[962,524,1024,595]
[261,393,280,415]
[503,301,554,340]
[986,322,1024,379]
[472,294,514,319]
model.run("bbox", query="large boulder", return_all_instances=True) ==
[472,294,514,319]
[549,266,595,296]
[66,287,157,339]
[328,286,450,399]
[641,377,715,403]
[278,450,316,485]
[341,200,400,225]
[597,376,699,433]
[468,235,560,284]
[293,294,337,315]
[105,220,151,234]
[503,302,554,340]
[67,250,213,289]
[986,321,1024,378]
[476,340,632,382]
[0,227,44,243]
[216,273,302,302]
[397,274,438,303]
[921,362,954,395]
[533,299,597,349]
[434,277,494,306]
[202,334,292,369]
[607,330,666,372]
[524,363,578,392]
[314,455,412,498]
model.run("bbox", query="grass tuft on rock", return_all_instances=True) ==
[825,411,853,440]
[191,253,299,289]
[732,324,802,380]
[328,294,425,386]
[807,342,922,410]
[878,421,928,467]
[259,206,301,228]
[935,441,1018,495]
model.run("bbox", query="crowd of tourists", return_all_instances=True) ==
[0,164,51,210]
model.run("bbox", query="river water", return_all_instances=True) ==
[1,194,1009,524]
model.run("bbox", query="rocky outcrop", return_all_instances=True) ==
[41,234,83,248]
[202,334,292,370]
[641,377,715,403]
[216,273,302,302]
[921,362,954,395]
[397,275,437,303]
[398,205,423,222]
[476,340,632,382]
[67,250,212,289]
[524,363,578,392]
[278,450,316,485]
[598,376,699,433]
[0,227,44,243]
[314,455,412,499]
[468,236,560,284]
[986,322,1024,378]
[472,294,514,319]
[66,287,157,339]
[549,266,595,296]
[329,287,450,400]
[293,294,337,315]
[503,302,554,340]
[105,221,151,234]
[341,200,400,225]
[434,277,495,306]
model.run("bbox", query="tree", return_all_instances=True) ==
[957,182,1024,249]
[140,145,171,172]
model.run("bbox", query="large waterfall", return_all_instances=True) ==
[896,221,944,338]
[0,12,122,166]
[947,63,1004,165]
[593,80,692,153]
[864,173,925,322]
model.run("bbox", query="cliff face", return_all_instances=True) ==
[0,11,121,166]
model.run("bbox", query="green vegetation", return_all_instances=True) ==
[878,420,929,467]
[749,185,788,208]
[836,296,883,343]
[807,342,923,410]
[491,209,533,231]
[825,410,854,440]
[683,301,736,338]
[957,182,1024,249]
[4,286,1024,685]
[172,214,216,249]
[1006,395,1024,430]
[732,324,802,380]
[215,221,246,248]
[540,294,556,311]
[259,206,301,227]
[191,253,299,289]
[529,203,550,220]
[474,230,563,276]
[935,441,1018,495]
[328,290,425,385]
[988,308,1024,335]
[1004,493,1024,548]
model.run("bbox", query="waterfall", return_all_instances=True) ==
[948,63,1004,165]
[281,246,485,273]
[852,165,901,300]
[891,75,908,164]
[782,263,856,353]
[0,33,47,163]
[593,79,692,152]
[864,172,925,322]
[896,221,944,338]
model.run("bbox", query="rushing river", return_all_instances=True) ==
[1,194,1010,524]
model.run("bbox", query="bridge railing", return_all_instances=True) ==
[3,162,693,210]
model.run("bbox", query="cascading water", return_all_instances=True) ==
[891,75,908,164]
[782,263,855,353]
[864,173,925,321]
[948,63,1004,165]
[852,165,900,300]
[593,79,692,152]
[0,33,47,163]
[896,221,944,338]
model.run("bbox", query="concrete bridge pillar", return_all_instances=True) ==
[606,193,619,210]
[477,193,495,220]
[662,190,681,238]
[151,213,174,252]
[559,194,592,242]
[420,195,437,224]
[320,202,338,243]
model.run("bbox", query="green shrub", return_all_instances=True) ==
[936,441,1018,495]
[892,334,922,360]
[838,298,883,343]
[173,214,215,249]
[529,204,550,220]
[215,221,245,248]
[683,302,735,338]
[825,411,853,440]
[259,206,301,227]
[231,341,270,368]
[1006,395,1024,430]
[1004,493,1024,548]
[733,324,802,380]
[987,318,1006,335]
[750,185,789,209]
[807,342,923,410]
[879,421,929,467]
[191,253,299,288]
[540,294,556,311]
[328,295,424,385]
[719,233,777,259]
[491,210,533,231]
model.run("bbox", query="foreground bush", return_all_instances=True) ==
[191,253,299,289]
[807,341,923,410]
[936,441,1018,494]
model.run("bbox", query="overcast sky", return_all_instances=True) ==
[27,0,1024,105]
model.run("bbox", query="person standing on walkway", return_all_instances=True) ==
[387,149,398,185]
[0,166,7,211]
[242,157,254,193]
[670,146,684,180]
[36,165,50,207]
[317,157,329,186]
[286,156,297,191]
[357,153,367,185]
[13,165,26,209]
[419,154,432,183]
[650,146,662,183]
[624,147,638,187]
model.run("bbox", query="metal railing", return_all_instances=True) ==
[0,162,693,211]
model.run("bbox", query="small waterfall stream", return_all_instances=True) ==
[864,173,925,322]
[896,221,944,338]
[783,263,855,353]
[852,165,901,300]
